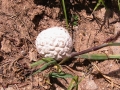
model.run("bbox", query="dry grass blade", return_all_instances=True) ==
[93,64,120,89]
[103,74,120,88]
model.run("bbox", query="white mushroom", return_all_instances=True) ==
[35,27,73,61]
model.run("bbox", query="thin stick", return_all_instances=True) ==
[59,43,120,64]
[71,43,120,57]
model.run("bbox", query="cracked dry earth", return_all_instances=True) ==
[0,0,120,90]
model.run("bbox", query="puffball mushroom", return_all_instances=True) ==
[35,27,73,61]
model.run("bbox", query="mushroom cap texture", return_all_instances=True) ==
[35,27,73,60]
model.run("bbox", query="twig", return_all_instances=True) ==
[59,42,120,64]
[61,29,120,64]
[71,43,120,57]
[72,30,120,58]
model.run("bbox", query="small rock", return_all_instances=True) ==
[85,80,98,90]
[1,38,11,53]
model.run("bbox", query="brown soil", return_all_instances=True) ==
[0,0,120,90]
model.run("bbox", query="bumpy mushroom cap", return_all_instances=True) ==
[35,27,73,60]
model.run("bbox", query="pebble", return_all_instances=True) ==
[85,80,98,90]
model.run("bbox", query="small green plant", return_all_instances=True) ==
[72,14,79,26]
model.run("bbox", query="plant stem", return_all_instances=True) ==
[59,43,120,64]
[76,54,120,60]
[71,43,120,57]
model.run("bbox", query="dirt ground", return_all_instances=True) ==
[0,0,120,90]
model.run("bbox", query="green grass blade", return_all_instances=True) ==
[31,60,45,67]
[118,0,120,10]
[109,54,120,59]
[71,42,120,58]
[93,0,106,12]
[32,60,57,75]
[60,43,120,64]
[67,76,78,90]
[93,0,101,11]
[101,0,106,8]
[49,72,73,78]
[76,54,120,60]
[108,42,120,46]
[31,58,55,67]
[61,0,69,28]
